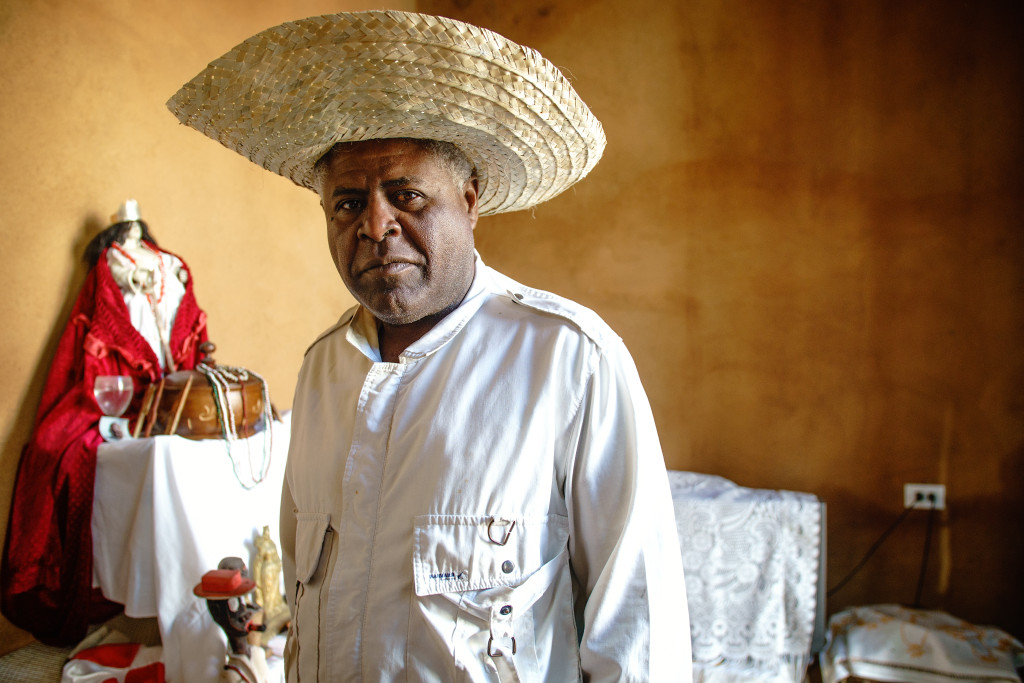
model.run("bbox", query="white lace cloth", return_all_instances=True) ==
[669,471,823,682]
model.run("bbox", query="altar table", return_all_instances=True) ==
[91,414,290,682]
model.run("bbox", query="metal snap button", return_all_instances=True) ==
[501,560,514,573]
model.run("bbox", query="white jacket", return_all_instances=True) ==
[281,257,690,682]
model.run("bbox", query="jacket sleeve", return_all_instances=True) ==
[566,338,692,682]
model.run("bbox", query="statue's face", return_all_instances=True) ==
[208,594,261,639]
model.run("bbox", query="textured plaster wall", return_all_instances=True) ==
[421,0,1024,638]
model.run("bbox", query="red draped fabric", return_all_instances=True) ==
[2,247,208,644]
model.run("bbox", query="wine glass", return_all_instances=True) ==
[94,376,134,416]
[94,376,133,441]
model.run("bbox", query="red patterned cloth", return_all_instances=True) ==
[2,247,208,644]
[63,642,165,682]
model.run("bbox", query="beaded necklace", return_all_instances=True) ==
[110,241,166,306]
[110,241,175,371]
[197,363,273,490]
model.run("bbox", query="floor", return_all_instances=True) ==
[0,641,70,683]
[0,614,160,682]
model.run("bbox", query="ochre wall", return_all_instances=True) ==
[420,0,1024,638]
[0,0,412,652]
[1,0,1021,654]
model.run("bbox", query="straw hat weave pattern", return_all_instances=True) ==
[167,11,606,215]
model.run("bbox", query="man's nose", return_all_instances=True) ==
[358,195,401,242]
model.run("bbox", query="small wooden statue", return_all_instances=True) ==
[194,557,270,683]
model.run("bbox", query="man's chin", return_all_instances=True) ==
[358,293,424,327]
[372,310,421,327]
[362,295,459,329]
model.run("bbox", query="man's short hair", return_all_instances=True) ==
[312,138,477,194]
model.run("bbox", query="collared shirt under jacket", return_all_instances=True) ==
[280,256,691,682]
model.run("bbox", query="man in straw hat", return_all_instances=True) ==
[168,10,690,681]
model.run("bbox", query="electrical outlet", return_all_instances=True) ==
[904,483,946,510]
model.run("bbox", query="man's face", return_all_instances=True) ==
[318,139,479,327]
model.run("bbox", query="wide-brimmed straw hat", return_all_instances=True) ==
[166,10,606,215]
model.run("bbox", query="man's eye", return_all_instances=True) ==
[335,199,363,213]
[393,190,423,203]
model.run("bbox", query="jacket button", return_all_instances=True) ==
[500,605,512,615]
[501,560,514,573]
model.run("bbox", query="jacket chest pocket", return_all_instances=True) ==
[409,514,578,683]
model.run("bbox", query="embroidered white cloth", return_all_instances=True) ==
[821,604,1024,683]
[669,471,823,682]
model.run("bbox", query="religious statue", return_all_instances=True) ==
[1,200,209,644]
[252,526,290,645]
[96,199,190,373]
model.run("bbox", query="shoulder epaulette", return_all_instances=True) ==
[304,307,357,356]
[489,272,619,349]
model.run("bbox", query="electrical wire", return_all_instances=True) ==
[827,498,922,599]
[913,504,937,607]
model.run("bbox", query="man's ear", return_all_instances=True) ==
[464,176,480,229]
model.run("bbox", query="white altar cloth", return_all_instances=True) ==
[91,414,290,683]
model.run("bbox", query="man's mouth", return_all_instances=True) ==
[360,258,418,276]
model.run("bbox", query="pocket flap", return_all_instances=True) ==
[294,511,332,584]
[412,514,568,596]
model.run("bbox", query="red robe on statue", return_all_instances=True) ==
[1,246,208,645]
